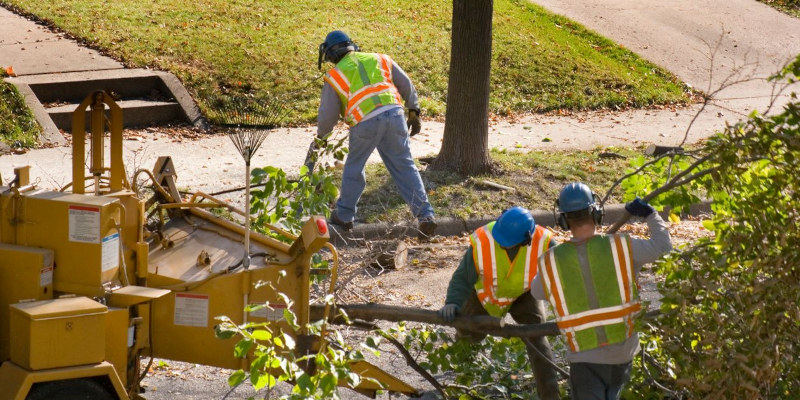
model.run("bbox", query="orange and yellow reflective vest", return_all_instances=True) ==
[470,222,554,317]
[538,234,641,353]
[323,52,404,126]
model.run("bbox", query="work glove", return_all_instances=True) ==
[625,197,655,218]
[438,304,459,322]
[407,109,421,137]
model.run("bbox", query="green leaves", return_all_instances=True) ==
[250,136,346,239]
[622,56,800,399]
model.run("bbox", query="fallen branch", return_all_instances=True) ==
[310,303,560,338]
[349,319,449,400]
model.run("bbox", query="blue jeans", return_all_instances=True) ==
[335,107,434,222]
[569,361,632,400]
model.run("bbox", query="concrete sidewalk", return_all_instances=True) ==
[0,6,123,76]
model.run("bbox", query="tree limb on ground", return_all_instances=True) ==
[311,303,560,338]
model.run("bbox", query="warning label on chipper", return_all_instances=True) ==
[174,293,209,327]
[68,205,100,243]
[40,266,53,287]
[101,233,120,272]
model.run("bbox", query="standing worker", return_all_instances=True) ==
[531,182,672,400]
[316,30,436,238]
[438,206,561,400]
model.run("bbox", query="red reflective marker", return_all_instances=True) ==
[316,218,328,235]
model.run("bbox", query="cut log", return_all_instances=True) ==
[369,240,408,270]
[645,144,684,156]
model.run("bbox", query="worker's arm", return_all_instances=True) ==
[630,212,673,273]
[391,60,420,111]
[317,81,341,138]
[444,247,478,307]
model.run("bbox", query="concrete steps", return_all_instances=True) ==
[7,69,207,144]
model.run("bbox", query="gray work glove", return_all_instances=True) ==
[625,197,655,218]
[407,109,421,137]
[438,304,459,322]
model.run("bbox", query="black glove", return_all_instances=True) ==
[438,304,459,322]
[625,197,655,218]
[407,109,421,137]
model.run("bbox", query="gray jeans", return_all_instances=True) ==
[335,107,434,222]
[569,361,632,400]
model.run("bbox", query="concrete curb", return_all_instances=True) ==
[328,201,713,248]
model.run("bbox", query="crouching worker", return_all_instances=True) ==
[531,182,672,400]
[438,206,560,400]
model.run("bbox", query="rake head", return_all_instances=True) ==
[212,95,291,163]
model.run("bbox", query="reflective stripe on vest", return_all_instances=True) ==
[323,52,404,126]
[470,222,553,317]
[538,234,640,352]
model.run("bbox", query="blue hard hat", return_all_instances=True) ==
[557,182,596,213]
[323,31,350,50]
[318,30,358,69]
[492,206,536,248]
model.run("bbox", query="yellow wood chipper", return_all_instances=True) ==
[0,91,419,399]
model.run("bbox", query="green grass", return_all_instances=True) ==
[0,0,691,128]
[354,147,637,223]
[758,0,800,17]
[0,79,40,148]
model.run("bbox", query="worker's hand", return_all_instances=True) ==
[407,109,421,137]
[438,304,459,322]
[625,197,655,218]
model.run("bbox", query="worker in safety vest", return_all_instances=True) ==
[316,30,436,238]
[439,206,561,400]
[531,182,672,400]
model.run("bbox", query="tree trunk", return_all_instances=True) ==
[430,0,494,175]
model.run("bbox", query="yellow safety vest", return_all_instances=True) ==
[323,52,404,126]
[538,234,641,352]
[470,222,553,317]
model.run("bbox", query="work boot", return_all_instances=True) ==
[329,210,353,231]
[417,216,437,239]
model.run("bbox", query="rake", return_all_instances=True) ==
[213,96,290,269]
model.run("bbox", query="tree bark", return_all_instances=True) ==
[310,303,560,338]
[430,0,494,175]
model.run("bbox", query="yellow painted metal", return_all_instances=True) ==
[0,361,129,400]
[10,297,107,370]
[71,91,125,195]
[108,286,170,308]
[350,360,421,396]
[149,261,302,369]
[12,166,30,187]
[0,244,54,362]
[0,90,422,398]
[105,307,129,387]
[10,191,120,296]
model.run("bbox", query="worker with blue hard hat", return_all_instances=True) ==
[439,206,560,400]
[316,30,435,238]
[532,182,673,399]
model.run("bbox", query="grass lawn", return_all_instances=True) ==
[0,78,40,148]
[758,0,800,17]
[355,147,638,223]
[1,0,691,129]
